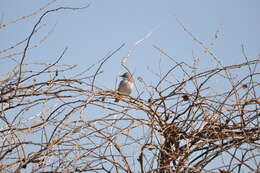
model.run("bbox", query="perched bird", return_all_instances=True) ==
[115,72,134,102]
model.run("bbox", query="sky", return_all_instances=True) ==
[0,0,260,171]
[1,0,260,90]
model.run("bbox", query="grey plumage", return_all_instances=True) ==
[115,72,134,102]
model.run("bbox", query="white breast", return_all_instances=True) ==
[117,79,134,95]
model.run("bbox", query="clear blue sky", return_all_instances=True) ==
[1,0,260,90]
[0,1,259,171]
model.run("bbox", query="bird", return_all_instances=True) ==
[115,72,134,102]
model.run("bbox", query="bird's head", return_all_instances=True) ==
[120,72,132,79]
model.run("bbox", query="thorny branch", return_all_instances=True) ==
[0,3,259,173]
